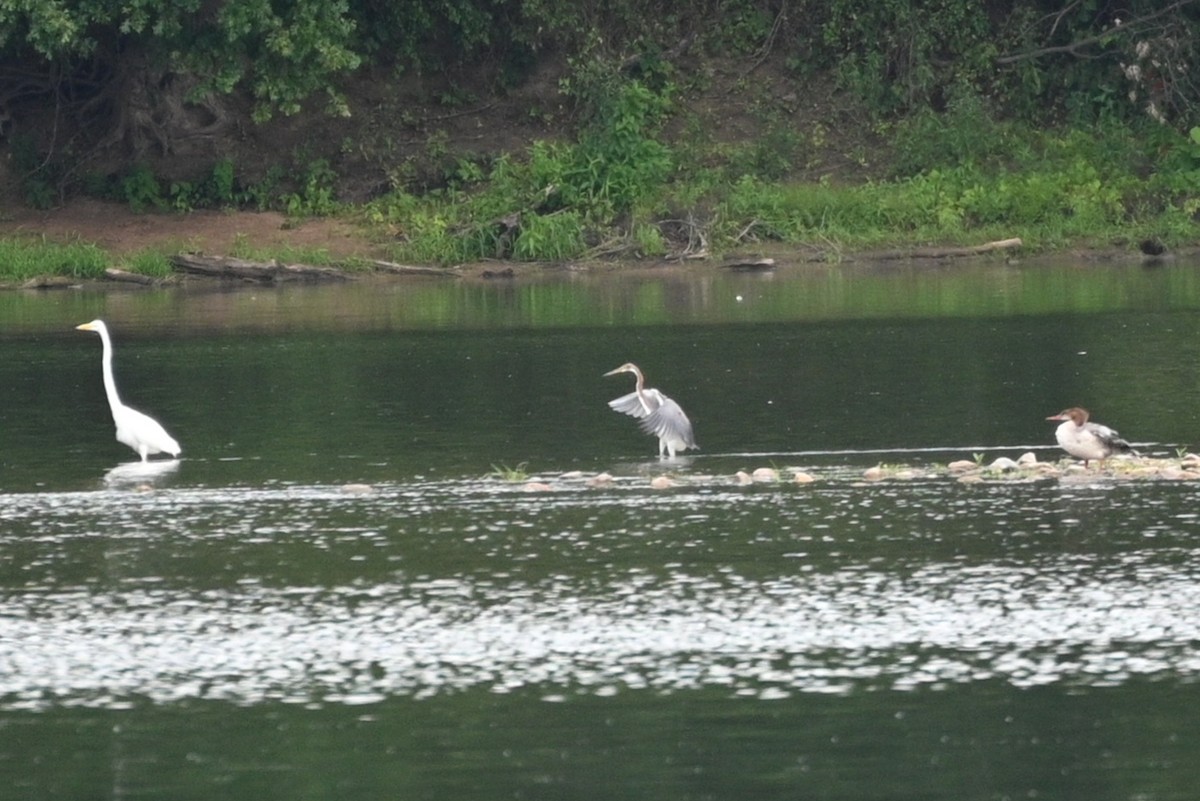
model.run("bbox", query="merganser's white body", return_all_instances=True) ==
[604,362,696,459]
[1046,407,1134,467]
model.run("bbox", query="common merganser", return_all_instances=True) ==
[1046,407,1136,467]
[604,362,697,459]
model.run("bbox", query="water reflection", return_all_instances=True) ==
[102,459,181,488]
[3,473,1200,711]
[3,259,1200,336]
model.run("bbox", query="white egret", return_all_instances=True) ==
[1046,407,1135,467]
[76,319,181,461]
[604,362,696,458]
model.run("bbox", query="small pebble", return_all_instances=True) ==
[650,476,676,490]
[586,472,614,488]
[560,470,584,480]
[792,472,816,484]
[862,466,884,481]
[522,481,553,492]
[734,471,754,485]
[1017,451,1038,466]
[947,460,977,473]
[989,457,1019,471]
[339,483,374,495]
[1160,467,1200,481]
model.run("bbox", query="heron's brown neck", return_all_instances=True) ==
[630,366,652,413]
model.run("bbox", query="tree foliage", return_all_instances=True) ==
[1,0,1198,184]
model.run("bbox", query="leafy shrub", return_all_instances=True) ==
[209,159,237,206]
[121,165,165,212]
[282,159,339,216]
[513,212,586,260]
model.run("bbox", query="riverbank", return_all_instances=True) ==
[2,196,1194,292]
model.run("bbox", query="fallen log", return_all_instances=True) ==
[170,253,351,283]
[21,275,77,290]
[719,257,776,271]
[370,260,459,277]
[848,237,1023,262]
[104,267,158,285]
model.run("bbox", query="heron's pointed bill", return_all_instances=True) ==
[76,322,98,332]
[603,362,637,377]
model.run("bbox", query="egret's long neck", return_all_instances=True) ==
[97,328,123,412]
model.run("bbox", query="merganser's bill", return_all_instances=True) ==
[1046,407,1136,467]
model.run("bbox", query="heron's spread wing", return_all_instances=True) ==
[638,397,696,449]
[608,390,661,418]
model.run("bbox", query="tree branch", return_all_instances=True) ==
[995,0,1199,65]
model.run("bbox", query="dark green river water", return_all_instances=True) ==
[2,260,1200,799]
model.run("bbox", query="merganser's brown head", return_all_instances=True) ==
[1046,407,1090,425]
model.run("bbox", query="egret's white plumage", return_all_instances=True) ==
[76,319,181,461]
[604,362,696,458]
[1046,407,1134,467]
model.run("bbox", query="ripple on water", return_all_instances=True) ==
[3,475,1200,709]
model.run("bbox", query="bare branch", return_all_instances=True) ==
[996,0,1199,65]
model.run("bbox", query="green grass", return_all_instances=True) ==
[364,115,1200,265]
[4,112,1199,278]
[0,238,108,281]
[121,249,174,278]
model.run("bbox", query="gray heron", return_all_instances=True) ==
[604,362,696,458]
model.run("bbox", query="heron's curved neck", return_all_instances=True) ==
[97,328,123,412]
[630,366,650,411]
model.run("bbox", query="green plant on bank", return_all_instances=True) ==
[0,239,108,281]
[122,250,174,278]
[374,77,677,263]
[11,75,1200,278]
[227,234,341,267]
[488,462,530,482]
[121,164,166,213]
[512,211,586,261]
[282,159,340,216]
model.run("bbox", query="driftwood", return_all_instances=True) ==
[719,257,776,271]
[370,260,459,277]
[20,275,76,290]
[104,267,158,285]
[170,253,350,283]
[847,238,1023,262]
